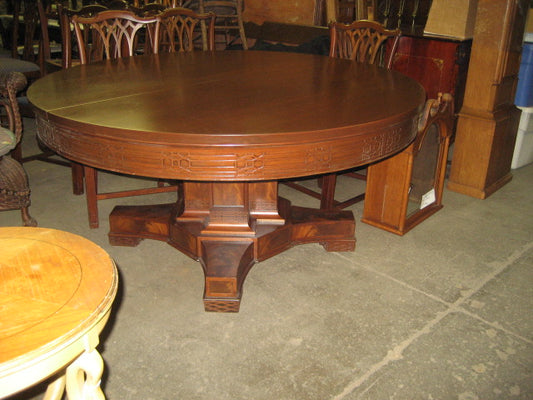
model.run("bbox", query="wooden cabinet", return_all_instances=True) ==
[390,34,471,112]
[447,0,530,199]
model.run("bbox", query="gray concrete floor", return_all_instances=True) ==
[2,117,532,399]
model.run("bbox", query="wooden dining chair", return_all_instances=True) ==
[36,0,65,75]
[72,9,160,63]
[154,7,215,52]
[0,0,41,85]
[284,19,401,210]
[0,71,37,226]
[13,3,110,200]
[197,0,247,50]
[2,2,85,200]
[59,3,109,68]
[329,19,401,67]
[70,9,178,228]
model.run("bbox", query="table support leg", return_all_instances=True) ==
[44,375,66,400]
[109,181,355,312]
[65,348,105,400]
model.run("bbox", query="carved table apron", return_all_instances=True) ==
[28,51,426,312]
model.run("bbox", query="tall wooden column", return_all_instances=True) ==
[448,0,530,198]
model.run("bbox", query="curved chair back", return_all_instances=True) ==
[71,9,159,63]
[60,4,109,68]
[154,7,215,52]
[329,19,401,68]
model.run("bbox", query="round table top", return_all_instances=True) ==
[28,51,426,181]
[0,227,117,395]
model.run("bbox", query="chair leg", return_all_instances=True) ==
[71,162,84,195]
[11,141,23,162]
[236,0,248,50]
[21,206,37,227]
[320,173,337,209]
[84,165,99,229]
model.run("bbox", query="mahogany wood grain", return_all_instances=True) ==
[0,227,117,398]
[27,51,425,312]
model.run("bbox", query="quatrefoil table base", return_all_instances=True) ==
[108,182,355,312]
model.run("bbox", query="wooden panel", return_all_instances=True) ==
[244,0,318,25]
[448,0,529,199]
[390,35,471,111]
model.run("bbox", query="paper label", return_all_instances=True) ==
[420,188,436,209]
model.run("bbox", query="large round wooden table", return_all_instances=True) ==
[28,51,425,312]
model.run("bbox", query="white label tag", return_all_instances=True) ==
[420,188,436,209]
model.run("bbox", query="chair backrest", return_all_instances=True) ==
[59,4,109,68]
[71,9,159,64]
[329,19,401,68]
[37,0,64,71]
[154,7,215,52]
[0,72,27,145]
[11,0,39,61]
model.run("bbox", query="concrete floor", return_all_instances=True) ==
[2,117,533,399]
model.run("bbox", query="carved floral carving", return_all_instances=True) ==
[305,146,332,171]
[162,152,265,178]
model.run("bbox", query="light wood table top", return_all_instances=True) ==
[0,227,118,398]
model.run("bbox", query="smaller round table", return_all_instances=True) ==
[0,227,118,399]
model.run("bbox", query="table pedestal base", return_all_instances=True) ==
[108,182,355,312]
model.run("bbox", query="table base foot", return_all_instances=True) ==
[109,203,175,247]
[321,239,356,252]
[204,298,241,312]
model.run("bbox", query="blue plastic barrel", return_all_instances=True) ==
[515,42,533,107]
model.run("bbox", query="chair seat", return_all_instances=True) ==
[0,126,16,156]
[0,56,40,75]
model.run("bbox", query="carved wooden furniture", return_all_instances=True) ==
[284,19,401,210]
[9,0,39,62]
[13,1,82,198]
[0,71,36,226]
[71,9,159,63]
[0,227,118,399]
[155,7,215,52]
[362,93,454,235]
[28,51,425,312]
[12,3,112,199]
[197,0,248,49]
[70,9,178,228]
[0,1,41,105]
[328,19,400,66]
[36,0,63,75]
[59,3,109,69]
[2,0,59,76]
[448,0,530,199]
